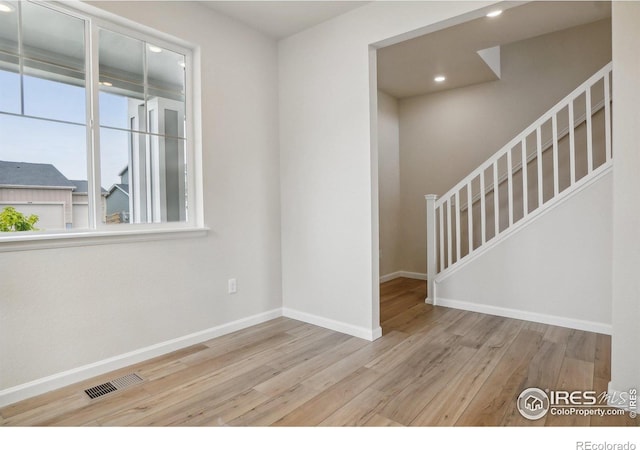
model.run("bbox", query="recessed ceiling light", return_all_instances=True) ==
[99,81,113,87]
[148,45,163,53]
[434,75,446,83]
[486,10,503,18]
[0,2,15,13]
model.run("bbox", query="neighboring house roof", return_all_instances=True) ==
[118,166,128,177]
[107,184,129,197]
[0,160,76,189]
[70,180,108,195]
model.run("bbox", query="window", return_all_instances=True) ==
[0,1,199,241]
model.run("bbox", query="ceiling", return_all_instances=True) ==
[202,1,611,98]
[202,1,370,39]
[377,1,612,99]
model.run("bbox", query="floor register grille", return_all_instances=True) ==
[84,373,144,399]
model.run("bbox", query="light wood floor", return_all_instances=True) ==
[1,277,637,426]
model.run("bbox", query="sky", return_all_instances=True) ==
[0,70,135,188]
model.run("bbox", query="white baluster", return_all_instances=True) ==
[480,170,486,245]
[586,86,593,173]
[569,100,576,185]
[521,139,528,217]
[439,204,444,271]
[467,181,473,255]
[604,71,612,162]
[507,148,513,226]
[493,162,499,236]
[552,114,559,196]
[537,127,543,207]
[425,194,437,302]
[446,198,453,268]
[455,191,461,262]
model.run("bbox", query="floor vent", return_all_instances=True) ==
[84,382,117,399]
[84,373,144,399]
[112,373,144,390]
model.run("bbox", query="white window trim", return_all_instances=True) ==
[0,1,207,250]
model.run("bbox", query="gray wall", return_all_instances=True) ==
[377,90,401,278]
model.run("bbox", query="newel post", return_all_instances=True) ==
[425,194,438,304]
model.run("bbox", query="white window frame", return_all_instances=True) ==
[0,1,206,252]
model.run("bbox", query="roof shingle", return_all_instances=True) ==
[0,160,76,188]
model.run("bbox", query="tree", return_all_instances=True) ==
[0,206,40,232]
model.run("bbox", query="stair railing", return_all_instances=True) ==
[425,62,612,302]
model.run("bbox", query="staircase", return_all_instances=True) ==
[425,62,613,304]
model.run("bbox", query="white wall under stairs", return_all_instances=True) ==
[434,168,612,334]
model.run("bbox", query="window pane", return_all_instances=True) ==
[100,127,132,224]
[0,1,18,55]
[147,95,185,139]
[99,89,144,131]
[100,126,187,225]
[147,101,187,222]
[147,45,185,103]
[18,2,86,124]
[99,29,145,130]
[99,29,144,85]
[0,63,20,114]
[0,114,88,231]
[161,134,187,223]
[98,30,189,226]
[21,2,85,73]
[23,72,86,124]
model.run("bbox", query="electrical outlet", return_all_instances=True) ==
[228,278,237,294]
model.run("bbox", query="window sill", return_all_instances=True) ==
[0,227,209,252]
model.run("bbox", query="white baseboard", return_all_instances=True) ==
[282,307,381,341]
[0,308,282,408]
[380,271,427,283]
[435,297,612,335]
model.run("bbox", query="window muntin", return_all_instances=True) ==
[0,1,193,236]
